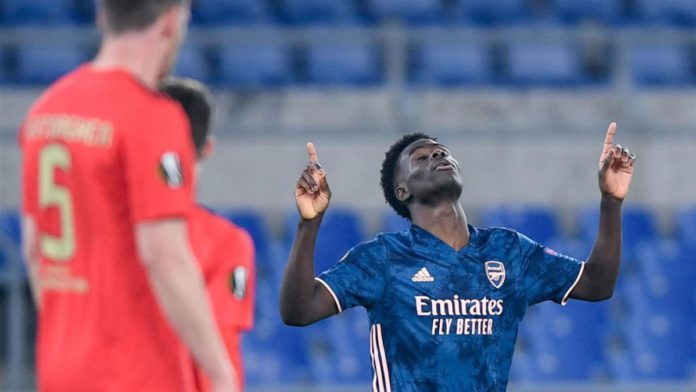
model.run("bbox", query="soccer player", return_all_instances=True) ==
[20,1,235,391]
[160,78,256,391]
[280,123,636,391]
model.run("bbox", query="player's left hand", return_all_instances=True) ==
[598,122,636,201]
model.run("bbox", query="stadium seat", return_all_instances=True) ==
[218,43,292,87]
[630,44,695,85]
[16,43,89,85]
[675,205,696,250]
[305,42,381,85]
[0,210,22,277]
[410,43,492,85]
[0,45,10,84]
[310,309,372,384]
[506,42,584,85]
[367,0,443,25]
[576,205,658,251]
[554,0,623,24]
[2,0,76,25]
[451,0,526,25]
[221,208,273,277]
[635,240,696,315]
[192,0,269,25]
[313,208,365,273]
[526,300,609,380]
[173,44,211,83]
[479,206,560,245]
[634,0,696,26]
[284,207,364,274]
[282,0,358,25]
[380,210,410,234]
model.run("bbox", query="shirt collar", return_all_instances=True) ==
[409,224,480,256]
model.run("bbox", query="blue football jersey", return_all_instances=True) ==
[316,224,584,392]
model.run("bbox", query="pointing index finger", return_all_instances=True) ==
[602,122,617,154]
[307,142,319,163]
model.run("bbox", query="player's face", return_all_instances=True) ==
[396,139,462,203]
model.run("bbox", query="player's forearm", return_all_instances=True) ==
[280,215,325,325]
[146,254,236,390]
[584,196,623,300]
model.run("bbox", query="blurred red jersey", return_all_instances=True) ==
[188,206,255,391]
[20,65,198,392]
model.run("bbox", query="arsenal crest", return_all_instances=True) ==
[485,261,506,289]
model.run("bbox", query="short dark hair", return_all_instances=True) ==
[379,132,436,221]
[159,77,215,159]
[100,0,187,34]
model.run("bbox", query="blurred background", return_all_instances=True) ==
[0,0,695,391]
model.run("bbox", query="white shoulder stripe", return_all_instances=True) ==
[314,277,342,313]
[561,262,586,306]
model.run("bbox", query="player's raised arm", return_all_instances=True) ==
[570,122,636,301]
[280,143,338,326]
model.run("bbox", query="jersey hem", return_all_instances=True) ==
[315,277,342,313]
[561,261,585,306]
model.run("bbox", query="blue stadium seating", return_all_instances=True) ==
[16,43,89,84]
[0,210,21,276]
[630,44,695,85]
[380,210,410,234]
[479,206,560,244]
[0,45,10,84]
[675,205,696,250]
[2,0,76,25]
[635,0,696,26]
[554,0,623,24]
[312,208,364,273]
[576,205,658,251]
[310,309,372,384]
[282,0,359,25]
[218,43,292,87]
[221,208,274,277]
[506,42,584,85]
[410,43,492,85]
[525,300,609,380]
[451,0,526,25]
[368,0,443,25]
[192,0,270,25]
[283,207,364,273]
[305,42,381,84]
[173,44,211,82]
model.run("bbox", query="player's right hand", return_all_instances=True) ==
[295,142,331,220]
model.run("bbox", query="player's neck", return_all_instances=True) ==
[411,202,470,251]
[92,34,167,89]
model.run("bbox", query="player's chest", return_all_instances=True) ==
[383,250,522,310]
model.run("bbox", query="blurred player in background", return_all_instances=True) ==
[280,124,636,391]
[160,77,256,392]
[19,1,236,391]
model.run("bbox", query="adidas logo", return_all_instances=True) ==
[412,267,434,282]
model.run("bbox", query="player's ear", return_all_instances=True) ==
[202,138,214,160]
[395,186,410,202]
[160,5,184,40]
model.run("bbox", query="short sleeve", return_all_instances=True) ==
[316,238,388,312]
[122,101,195,222]
[211,228,255,331]
[519,232,584,306]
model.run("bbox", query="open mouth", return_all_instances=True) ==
[434,162,455,171]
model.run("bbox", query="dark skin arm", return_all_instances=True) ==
[280,143,338,326]
[570,122,636,301]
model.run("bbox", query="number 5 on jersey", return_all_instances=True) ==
[39,143,76,261]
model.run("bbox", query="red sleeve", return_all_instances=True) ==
[209,227,256,331]
[122,101,195,222]
[20,124,39,217]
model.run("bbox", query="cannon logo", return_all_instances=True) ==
[485,261,506,289]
